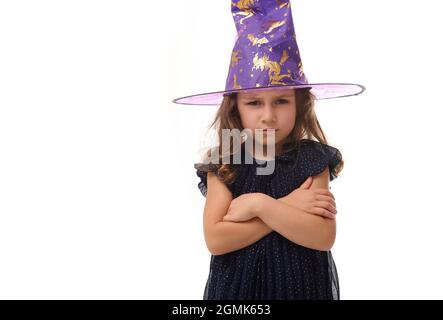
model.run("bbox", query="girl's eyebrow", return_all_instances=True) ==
[242,94,293,100]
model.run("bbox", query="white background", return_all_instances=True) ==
[0,0,442,299]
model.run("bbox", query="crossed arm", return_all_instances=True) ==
[203,167,336,255]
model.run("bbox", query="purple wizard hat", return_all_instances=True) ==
[172,0,365,105]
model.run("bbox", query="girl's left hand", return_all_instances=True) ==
[223,193,263,222]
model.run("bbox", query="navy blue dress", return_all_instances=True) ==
[195,138,342,300]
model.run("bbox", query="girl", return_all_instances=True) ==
[172,0,365,300]
[194,87,342,300]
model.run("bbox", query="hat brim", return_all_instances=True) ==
[172,83,365,105]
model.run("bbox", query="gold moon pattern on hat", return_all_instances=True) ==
[230,50,242,68]
[252,50,293,85]
[264,20,286,34]
[233,74,242,89]
[247,34,269,46]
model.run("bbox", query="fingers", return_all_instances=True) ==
[313,188,335,200]
[311,207,336,220]
[315,200,337,214]
[315,195,336,211]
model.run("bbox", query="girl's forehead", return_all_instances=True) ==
[238,89,294,99]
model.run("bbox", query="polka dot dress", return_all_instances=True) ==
[195,139,342,300]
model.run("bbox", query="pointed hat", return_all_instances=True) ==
[173,0,365,105]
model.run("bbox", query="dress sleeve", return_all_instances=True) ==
[194,162,240,198]
[194,163,219,198]
[297,139,343,182]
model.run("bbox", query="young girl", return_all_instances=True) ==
[172,0,365,300]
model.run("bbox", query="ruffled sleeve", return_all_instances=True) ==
[194,163,221,198]
[296,139,343,182]
[195,161,242,198]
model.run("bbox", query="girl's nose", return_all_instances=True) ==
[261,104,276,122]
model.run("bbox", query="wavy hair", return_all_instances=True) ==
[200,88,344,184]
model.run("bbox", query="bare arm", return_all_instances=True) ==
[255,167,336,251]
[203,172,273,256]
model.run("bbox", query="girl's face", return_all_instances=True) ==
[236,88,296,154]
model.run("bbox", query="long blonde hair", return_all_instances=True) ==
[201,88,344,184]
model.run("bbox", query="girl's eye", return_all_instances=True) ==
[246,99,288,106]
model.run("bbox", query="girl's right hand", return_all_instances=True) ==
[278,176,337,219]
